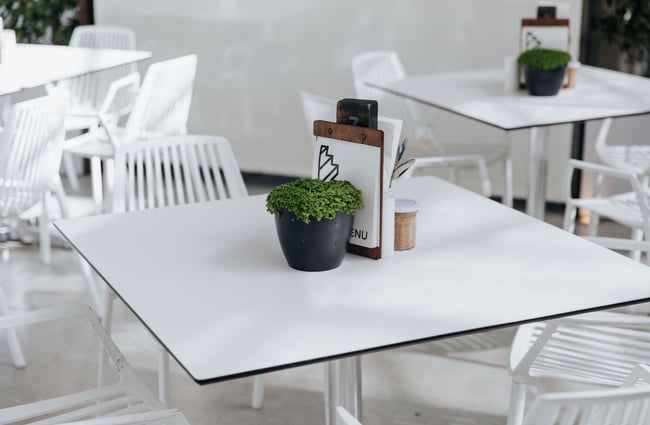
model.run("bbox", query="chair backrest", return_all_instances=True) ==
[70,25,136,50]
[300,90,336,141]
[62,25,138,116]
[351,50,406,100]
[351,50,414,123]
[122,55,198,144]
[0,95,64,219]
[523,385,650,425]
[112,135,247,213]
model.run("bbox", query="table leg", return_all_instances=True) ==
[526,127,548,219]
[326,357,362,425]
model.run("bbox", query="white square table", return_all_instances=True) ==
[0,43,152,95]
[55,176,650,423]
[369,66,650,218]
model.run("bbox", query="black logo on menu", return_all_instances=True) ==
[318,145,339,182]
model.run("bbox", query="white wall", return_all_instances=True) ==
[95,0,582,201]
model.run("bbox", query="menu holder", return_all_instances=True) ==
[312,120,384,259]
[519,18,570,86]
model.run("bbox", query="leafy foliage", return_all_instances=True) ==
[266,179,364,224]
[0,0,79,45]
[518,48,571,70]
[600,0,650,69]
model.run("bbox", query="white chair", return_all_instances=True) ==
[521,370,650,425]
[98,135,246,407]
[595,117,650,180]
[54,25,138,191]
[563,159,650,264]
[0,304,191,425]
[351,51,512,205]
[0,95,67,264]
[300,91,491,196]
[64,55,198,213]
[507,312,650,425]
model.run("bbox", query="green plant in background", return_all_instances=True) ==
[266,178,364,224]
[600,0,650,75]
[0,0,79,45]
[518,48,572,70]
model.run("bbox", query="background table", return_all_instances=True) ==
[370,66,650,218]
[0,44,151,95]
[56,176,650,421]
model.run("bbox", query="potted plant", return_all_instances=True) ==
[518,48,572,96]
[266,178,363,272]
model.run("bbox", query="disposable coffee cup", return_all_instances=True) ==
[394,198,419,251]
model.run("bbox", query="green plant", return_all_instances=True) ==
[266,178,363,224]
[600,0,650,75]
[0,0,79,45]
[517,48,571,70]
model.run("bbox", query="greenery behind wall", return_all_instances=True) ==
[0,0,79,44]
[597,0,650,76]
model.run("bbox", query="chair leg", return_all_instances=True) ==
[158,348,171,407]
[587,213,600,237]
[631,228,644,262]
[90,156,104,214]
[104,158,115,213]
[503,157,513,207]
[563,204,577,233]
[39,190,52,264]
[62,152,80,192]
[251,375,265,409]
[506,382,528,425]
[0,286,26,368]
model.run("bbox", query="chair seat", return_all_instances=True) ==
[63,128,123,159]
[572,190,647,229]
[599,146,650,175]
[64,115,100,132]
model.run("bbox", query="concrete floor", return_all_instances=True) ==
[0,175,639,425]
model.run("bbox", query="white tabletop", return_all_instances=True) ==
[0,44,151,95]
[370,66,650,130]
[55,177,650,384]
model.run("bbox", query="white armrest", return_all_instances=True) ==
[98,72,141,148]
[402,155,491,196]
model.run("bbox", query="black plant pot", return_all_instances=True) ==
[274,212,354,272]
[524,65,566,96]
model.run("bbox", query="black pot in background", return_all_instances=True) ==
[275,212,354,272]
[524,65,566,96]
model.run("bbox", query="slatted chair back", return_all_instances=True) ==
[122,55,197,145]
[112,135,247,213]
[61,25,137,117]
[0,95,65,219]
[524,385,650,425]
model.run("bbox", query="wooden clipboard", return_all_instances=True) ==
[313,120,384,260]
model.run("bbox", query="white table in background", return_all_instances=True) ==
[370,66,650,219]
[0,43,151,94]
[55,177,650,424]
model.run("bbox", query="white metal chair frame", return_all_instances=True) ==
[0,304,186,425]
[65,55,198,213]
[54,25,138,192]
[507,312,650,425]
[563,159,650,265]
[0,95,68,264]
[95,135,247,407]
[350,50,512,205]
